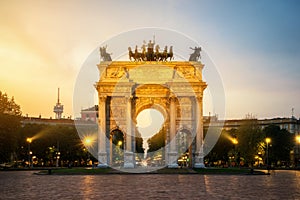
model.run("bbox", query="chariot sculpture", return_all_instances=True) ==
[128,39,174,62]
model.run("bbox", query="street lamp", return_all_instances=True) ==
[296,136,300,166]
[117,140,123,146]
[230,138,238,166]
[55,151,60,167]
[83,136,93,147]
[266,138,271,168]
[232,138,238,145]
[83,136,95,166]
[26,138,32,168]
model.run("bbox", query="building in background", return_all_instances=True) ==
[80,105,98,123]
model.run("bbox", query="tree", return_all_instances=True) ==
[147,127,165,153]
[0,91,21,116]
[0,91,21,163]
[19,124,89,167]
[263,125,293,166]
[205,128,237,166]
[236,119,263,166]
[135,131,144,154]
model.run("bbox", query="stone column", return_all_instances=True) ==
[168,96,178,168]
[97,96,108,168]
[194,96,205,168]
[124,96,134,168]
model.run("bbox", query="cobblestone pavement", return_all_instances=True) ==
[0,170,300,199]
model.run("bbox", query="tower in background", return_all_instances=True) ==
[53,88,64,119]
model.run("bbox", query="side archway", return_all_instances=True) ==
[109,129,124,167]
[177,129,194,168]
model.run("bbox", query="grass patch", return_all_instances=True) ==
[42,167,113,175]
[35,167,266,175]
[152,167,196,174]
[193,168,255,174]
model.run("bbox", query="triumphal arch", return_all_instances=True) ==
[95,46,207,169]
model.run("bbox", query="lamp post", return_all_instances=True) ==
[117,140,123,165]
[231,138,238,166]
[266,138,271,168]
[83,137,94,166]
[55,151,60,167]
[55,141,60,167]
[26,138,32,168]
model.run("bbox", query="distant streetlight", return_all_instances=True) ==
[56,151,60,167]
[230,138,238,167]
[26,138,32,144]
[26,138,32,168]
[296,136,300,166]
[84,138,92,147]
[83,136,95,166]
[118,140,123,146]
[296,136,300,143]
[266,138,271,167]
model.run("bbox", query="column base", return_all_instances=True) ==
[98,152,108,167]
[124,163,135,168]
[194,151,205,168]
[97,163,108,168]
[124,151,135,168]
[167,151,178,168]
[194,163,205,168]
[168,163,179,168]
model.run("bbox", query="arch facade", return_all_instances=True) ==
[95,61,207,168]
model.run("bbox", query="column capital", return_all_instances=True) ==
[125,94,134,99]
[99,95,107,102]
[169,95,177,103]
[195,95,202,102]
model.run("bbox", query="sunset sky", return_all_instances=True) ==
[1,0,300,120]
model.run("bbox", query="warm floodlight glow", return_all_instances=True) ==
[118,141,122,146]
[26,138,32,143]
[265,138,271,144]
[231,138,238,145]
[83,136,94,147]
[296,136,300,143]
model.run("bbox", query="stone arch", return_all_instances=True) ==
[133,84,171,119]
[109,126,126,137]
[96,61,206,169]
[135,102,169,122]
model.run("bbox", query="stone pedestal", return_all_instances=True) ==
[194,151,205,168]
[124,151,135,168]
[97,152,108,168]
[168,151,179,168]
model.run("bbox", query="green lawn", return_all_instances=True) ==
[193,167,252,174]
[35,167,265,175]
[38,167,112,175]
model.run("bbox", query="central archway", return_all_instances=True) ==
[136,108,165,166]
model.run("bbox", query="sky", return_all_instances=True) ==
[1,0,300,120]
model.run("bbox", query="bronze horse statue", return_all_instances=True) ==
[99,46,112,61]
[158,46,173,61]
[189,46,201,61]
[128,46,145,61]
[128,47,135,61]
